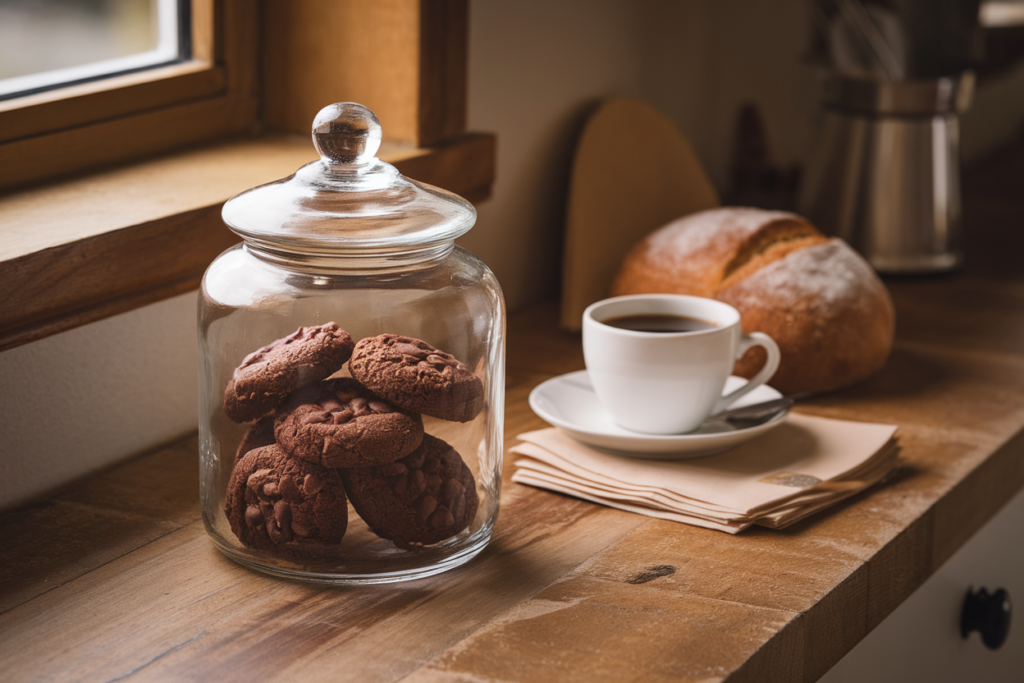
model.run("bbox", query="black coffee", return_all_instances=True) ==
[602,313,717,333]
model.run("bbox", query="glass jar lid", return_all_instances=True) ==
[221,103,476,258]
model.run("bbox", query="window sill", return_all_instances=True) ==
[0,132,496,352]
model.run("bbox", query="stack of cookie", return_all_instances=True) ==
[223,322,483,561]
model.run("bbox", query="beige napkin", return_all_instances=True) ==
[511,413,899,533]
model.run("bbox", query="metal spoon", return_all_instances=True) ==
[707,396,794,427]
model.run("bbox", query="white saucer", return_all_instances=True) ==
[528,370,787,460]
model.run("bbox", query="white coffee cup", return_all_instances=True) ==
[582,294,781,434]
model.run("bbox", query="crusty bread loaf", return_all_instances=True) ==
[610,207,895,395]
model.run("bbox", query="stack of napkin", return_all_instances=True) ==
[511,413,899,533]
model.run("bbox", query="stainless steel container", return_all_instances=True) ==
[800,72,975,273]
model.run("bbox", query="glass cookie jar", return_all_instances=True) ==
[198,103,505,584]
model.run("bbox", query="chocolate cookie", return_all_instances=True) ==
[341,434,479,549]
[274,378,423,468]
[348,334,484,422]
[223,323,354,423]
[225,444,348,559]
[234,415,276,463]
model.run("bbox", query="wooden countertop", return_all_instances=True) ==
[2,144,1023,682]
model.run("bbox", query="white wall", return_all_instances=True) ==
[0,293,199,509]
[2,0,1023,507]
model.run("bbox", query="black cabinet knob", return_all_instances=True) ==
[961,586,1012,650]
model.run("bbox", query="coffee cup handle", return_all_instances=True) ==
[711,332,782,415]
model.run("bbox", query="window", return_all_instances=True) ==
[0,0,258,190]
[0,0,188,100]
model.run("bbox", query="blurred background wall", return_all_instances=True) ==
[462,0,1024,311]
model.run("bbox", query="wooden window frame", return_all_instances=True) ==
[0,0,495,353]
[0,0,260,191]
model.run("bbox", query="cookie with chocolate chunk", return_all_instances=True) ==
[275,378,423,468]
[348,334,484,423]
[223,322,354,423]
[225,444,348,559]
[341,434,478,550]
[234,415,277,463]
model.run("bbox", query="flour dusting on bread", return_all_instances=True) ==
[644,207,799,269]
[616,207,812,297]
[722,239,880,317]
[650,207,790,247]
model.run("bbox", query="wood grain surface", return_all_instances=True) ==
[0,144,1022,681]
[262,0,468,147]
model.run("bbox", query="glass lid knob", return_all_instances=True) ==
[312,102,383,167]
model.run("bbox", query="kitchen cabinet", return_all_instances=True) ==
[821,488,1023,682]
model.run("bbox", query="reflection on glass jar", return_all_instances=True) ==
[198,103,505,584]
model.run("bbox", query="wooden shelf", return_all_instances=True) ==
[0,131,495,352]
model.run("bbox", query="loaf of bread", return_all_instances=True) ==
[610,207,895,395]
